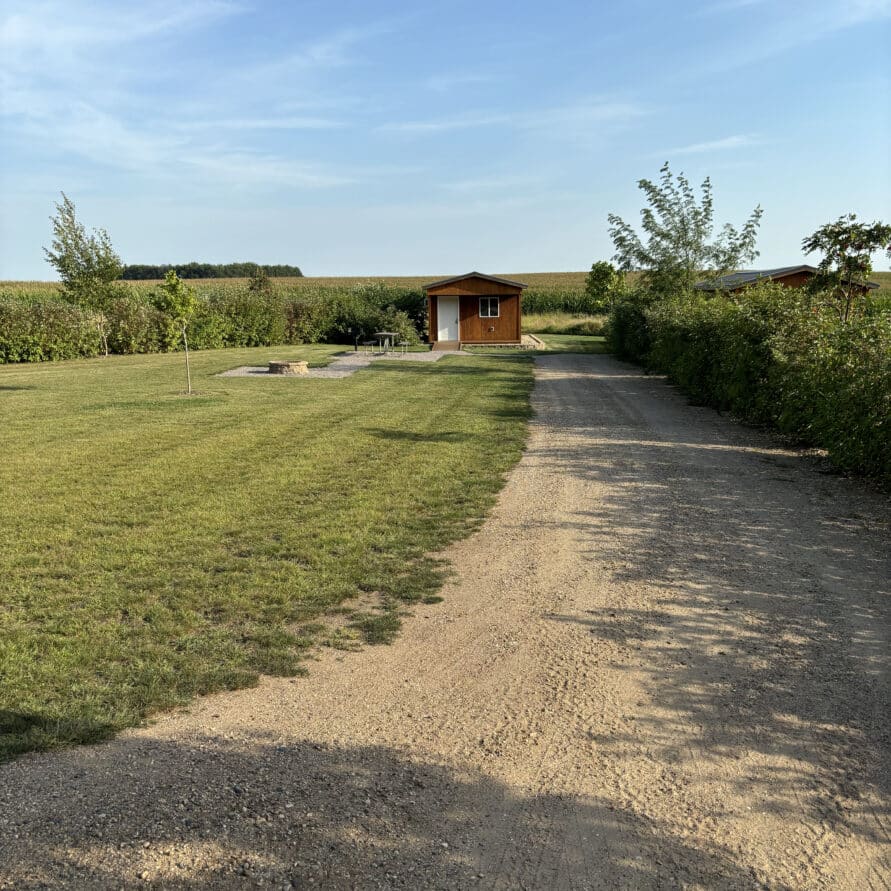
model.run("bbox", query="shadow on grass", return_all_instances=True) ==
[0,735,787,889]
[362,427,473,443]
[0,710,116,760]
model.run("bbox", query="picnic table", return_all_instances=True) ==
[371,331,400,353]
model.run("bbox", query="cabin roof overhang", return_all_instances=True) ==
[423,271,528,291]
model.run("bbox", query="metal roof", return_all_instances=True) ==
[695,265,879,291]
[423,271,528,290]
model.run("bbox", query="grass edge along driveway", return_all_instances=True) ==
[0,345,533,759]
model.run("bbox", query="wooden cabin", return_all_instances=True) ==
[423,272,527,349]
[695,264,879,295]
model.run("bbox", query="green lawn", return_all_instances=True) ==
[535,334,608,353]
[0,345,533,758]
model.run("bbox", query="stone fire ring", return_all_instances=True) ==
[268,360,309,375]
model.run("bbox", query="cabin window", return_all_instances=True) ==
[479,297,500,318]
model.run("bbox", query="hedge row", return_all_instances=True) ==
[608,285,891,482]
[0,283,426,364]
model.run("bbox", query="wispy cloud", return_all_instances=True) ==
[441,174,549,194]
[693,0,891,69]
[663,134,761,155]
[379,99,644,135]
[698,0,769,15]
[179,151,355,189]
[425,72,496,93]
[0,1,241,54]
[378,113,508,134]
[175,117,347,132]
[0,2,377,191]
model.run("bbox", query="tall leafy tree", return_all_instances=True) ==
[44,193,123,309]
[43,193,124,354]
[802,214,891,323]
[153,271,198,394]
[608,163,763,298]
[584,261,624,309]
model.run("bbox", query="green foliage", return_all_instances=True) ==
[284,298,336,344]
[802,213,891,322]
[105,296,165,354]
[522,287,604,314]
[608,163,763,298]
[247,266,273,295]
[153,270,198,324]
[584,261,623,310]
[609,283,891,482]
[210,289,286,347]
[605,288,660,361]
[152,271,200,392]
[121,262,303,280]
[43,193,123,311]
[0,298,102,363]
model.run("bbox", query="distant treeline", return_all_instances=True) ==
[121,262,303,280]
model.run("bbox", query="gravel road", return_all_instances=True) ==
[2,352,889,889]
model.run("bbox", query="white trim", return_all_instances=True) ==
[437,296,460,340]
[479,296,500,318]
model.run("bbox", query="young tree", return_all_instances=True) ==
[584,261,623,309]
[802,214,891,323]
[154,271,198,394]
[44,193,123,308]
[44,193,124,356]
[607,163,763,298]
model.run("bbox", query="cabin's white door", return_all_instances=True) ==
[437,296,460,340]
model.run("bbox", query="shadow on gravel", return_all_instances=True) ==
[0,735,788,890]
[536,355,891,849]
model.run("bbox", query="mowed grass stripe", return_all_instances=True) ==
[0,347,533,758]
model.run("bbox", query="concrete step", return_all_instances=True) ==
[432,340,460,351]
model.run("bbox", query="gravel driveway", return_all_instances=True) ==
[1,352,888,889]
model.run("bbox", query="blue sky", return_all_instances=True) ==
[1,0,889,279]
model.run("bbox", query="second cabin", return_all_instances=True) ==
[424,272,527,349]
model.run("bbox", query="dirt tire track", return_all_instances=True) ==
[1,353,888,889]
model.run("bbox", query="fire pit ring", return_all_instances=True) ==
[268,360,309,376]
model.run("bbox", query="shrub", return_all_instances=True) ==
[0,298,101,363]
[105,296,165,354]
[188,298,231,351]
[606,289,659,362]
[210,288,286,347]
[284,297,335,344]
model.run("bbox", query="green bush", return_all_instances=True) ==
[105,296,165,354]
[188,298,231,351]
[284,298,335,344]
[606,289,659,361]
[0,298,101,363]
[0,280,428,360]
[210,289,287,347]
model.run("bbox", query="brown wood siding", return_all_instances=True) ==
[427,294,437,342]
[458,293,521,343]
[427,278,520,297]
[426,274,524,342]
